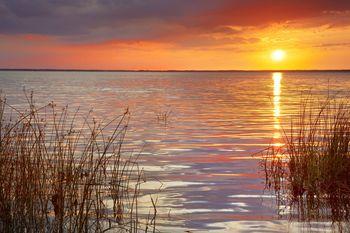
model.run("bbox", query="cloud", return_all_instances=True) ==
[1,1,350,37]
[313,42,350,48]
[0,0,350,68]
[197,0,350,26]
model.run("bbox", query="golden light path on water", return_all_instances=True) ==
[273,72,282,145]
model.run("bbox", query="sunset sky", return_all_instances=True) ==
[1,0,350,70]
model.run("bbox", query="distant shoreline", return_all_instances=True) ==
[1,68,350,72]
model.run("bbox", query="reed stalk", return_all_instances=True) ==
[0,92,157,233]
[262,95,350,231]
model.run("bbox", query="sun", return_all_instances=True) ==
[271,49,286,62]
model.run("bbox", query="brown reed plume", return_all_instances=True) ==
[0,92,157,233]
[262,95,350,231]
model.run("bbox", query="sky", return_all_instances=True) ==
[1,0,350,70]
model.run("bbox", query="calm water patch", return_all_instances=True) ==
[1,71,350,232]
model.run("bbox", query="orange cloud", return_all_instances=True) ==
[1,1,350,70]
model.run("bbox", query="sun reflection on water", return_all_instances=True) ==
[272,72,283,145]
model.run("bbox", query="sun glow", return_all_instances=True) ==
[271,50,286,62]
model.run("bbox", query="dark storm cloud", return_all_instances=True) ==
[0,0,210,36]
[1,0,350,43]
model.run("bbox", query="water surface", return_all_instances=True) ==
[1,71,350,232]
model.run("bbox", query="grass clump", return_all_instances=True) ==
[262,96,350,229]
[0,92,157,233]
[156,109,172,126]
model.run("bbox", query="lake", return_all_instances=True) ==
[1,71,350,232]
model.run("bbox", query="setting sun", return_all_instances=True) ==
[271,50,286,62]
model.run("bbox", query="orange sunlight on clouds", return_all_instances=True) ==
[1,1,350,70]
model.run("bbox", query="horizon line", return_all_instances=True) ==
[1,68,350,72]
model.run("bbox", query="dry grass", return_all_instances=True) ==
[156,110,172,126]
[262,95,350,230]
[0,92,157,233]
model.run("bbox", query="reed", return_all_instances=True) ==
[262,95,350,230]
[0,92,157,233]
[156,110,171,126]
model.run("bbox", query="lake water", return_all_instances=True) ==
[1,71,350,232]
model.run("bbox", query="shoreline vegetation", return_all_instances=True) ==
[262,95,350,231]
[0,92,157,232]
